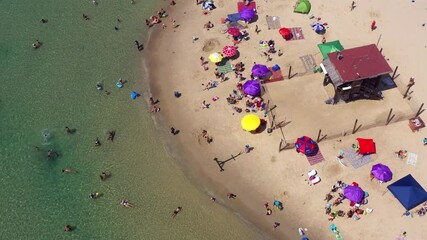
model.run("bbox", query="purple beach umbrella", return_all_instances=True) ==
[371,163,392,182]
[243,80,261,96]
[251,64,270,77]
[343,185,365,203]
[239,8,256,21]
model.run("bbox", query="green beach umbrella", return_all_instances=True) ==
[317,40,344,59]
[294,0,311,14]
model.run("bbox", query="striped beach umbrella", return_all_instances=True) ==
[222,46,237,57]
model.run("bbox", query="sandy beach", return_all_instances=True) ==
[146,0,427,239]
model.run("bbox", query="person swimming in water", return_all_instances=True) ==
[99,171,109,181]
[96,82,103,90]
[107,131,115,141]
[62,169,78,173]
[63,225,72,232]
[171,207,182,218]
[89,192,100,199]
[120,199,133,208]
[95,138,101,146]
[47,149,59,160]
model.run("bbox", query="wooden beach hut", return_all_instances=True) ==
[320,44,393,103]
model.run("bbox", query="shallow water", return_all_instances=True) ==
[0,0,261,239]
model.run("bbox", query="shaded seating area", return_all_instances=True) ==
[320,44,394,103]
[387,174,427,210]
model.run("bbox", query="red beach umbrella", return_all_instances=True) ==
[279,27,292,40]
[222,46,237,57]
[227,27,240,37]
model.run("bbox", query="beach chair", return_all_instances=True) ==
[308,169,317,178]
[310,176,321,185]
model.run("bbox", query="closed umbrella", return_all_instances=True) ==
[222,46,237,57]
[243,80,261,96]
[227,27,241,37]
[343,185,365,203]
[371,163,392,182]
[208,52,223,63]
[251,64,270,77]
[239,8,256,21]
[241,114,261,131]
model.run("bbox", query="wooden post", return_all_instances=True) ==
[386,108,394,125]
[403,85,412,98]
[415,103,425,118]
[288,65,292,79]
[391,66,398,80]
[317,129,322,142]
[376,34,382,46]
[380,48,383,53]
[352,119,358,134]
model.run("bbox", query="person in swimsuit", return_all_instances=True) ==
[171,207,182,218]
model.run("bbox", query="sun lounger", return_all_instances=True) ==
[310,176,321,185]
[308,169,317,178]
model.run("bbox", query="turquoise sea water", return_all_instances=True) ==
[0,1,260,239]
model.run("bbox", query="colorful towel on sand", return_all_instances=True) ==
[217,60,234,74]
[342,147,373,169]
[264,67,284,83]
[287,27,304,41]
[227,13,241,23]
[238,1,256,12]
[406,152,418,166]
[306,150,325,165]
[266,16,281,30]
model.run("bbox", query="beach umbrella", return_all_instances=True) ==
[371,163,393,182]
[239,8,256,21]
[208,52,223,63]
[227,27,241,37]
[243,80,261,96]
[222,45,237,57]
[295,136,318,156]
[278,27,293,40]
[251,64,270,77]
[241,114,261,131]
[312,22,325,33]
[343,185,365,203]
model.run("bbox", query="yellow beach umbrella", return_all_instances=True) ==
[241,114,261,131]
[209,52,223,63]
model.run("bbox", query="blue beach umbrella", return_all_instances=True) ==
[312,22,325,33]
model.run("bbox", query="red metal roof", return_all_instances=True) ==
[328,44,392,82]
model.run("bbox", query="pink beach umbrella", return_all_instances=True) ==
[227,27,241,37]
[222,46,237,57]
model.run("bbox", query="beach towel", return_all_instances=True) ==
[227,13,241,23]
[299,54,316,72]
[287,27,305,41]
[266,16,281,30]
[406,152,418,166]
[238,1,256,12]
[306,149,325,165]
[264,67,284,83]
[228,20,248,30]
[217,60,234,74]
[342,147,373,169]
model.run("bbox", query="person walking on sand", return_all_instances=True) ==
[170,127,176,135]
[350,1,356,11]
[62,169,78,173]
[423,137,427,146]
[200,56,205,66]
[171,207,182,218]
[255,25,259,34]
[371,20,376,31]
[273,222,280,229]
